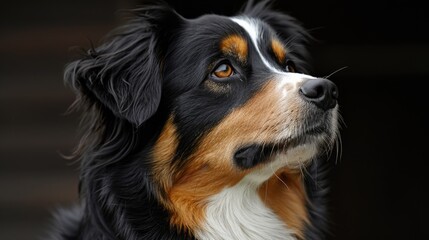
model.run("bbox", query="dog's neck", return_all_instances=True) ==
[196,174,297,240]
[194,154,308,240]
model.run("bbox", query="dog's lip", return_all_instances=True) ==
[272,129,320,151]
[233,125,329,169]
[247,124,329,152]
[301,124,329,137]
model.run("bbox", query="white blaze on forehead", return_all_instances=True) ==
[231,17,279,73]
[231,17,316,91]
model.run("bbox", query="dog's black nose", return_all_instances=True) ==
[299,78,338,111]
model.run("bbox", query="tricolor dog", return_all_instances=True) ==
[50,1,340,239]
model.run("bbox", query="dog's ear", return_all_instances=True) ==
[65,5,183,126]
[241,0,311,73]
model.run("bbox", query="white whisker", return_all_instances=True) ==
[270,163,289,190]
[324,66,349,79]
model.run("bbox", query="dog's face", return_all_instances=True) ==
[66,2,339,239]
[153,14,339,237]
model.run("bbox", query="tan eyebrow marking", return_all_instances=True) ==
[271,39,286,63]
[220,34,248,63]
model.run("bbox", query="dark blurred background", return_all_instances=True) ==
[1,0,427,239]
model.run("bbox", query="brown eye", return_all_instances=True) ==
[285,60,296,73]
[212,63,234,78]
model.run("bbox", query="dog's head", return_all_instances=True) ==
[66,1,339,239]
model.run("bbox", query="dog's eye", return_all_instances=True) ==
[212,63,234,79]
[285,60,296,73]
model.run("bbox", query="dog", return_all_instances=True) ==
[50,1,340,239]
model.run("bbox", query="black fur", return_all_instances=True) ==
[49,1,332,239]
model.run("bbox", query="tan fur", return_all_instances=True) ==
[152,118,244,231]
[272,39,287,63]
[258,168,309,239]
[168,163,245,231]
[204,79,232,93]
[153,80,309,234]
[220,34,248,63]
[152,118,178,199]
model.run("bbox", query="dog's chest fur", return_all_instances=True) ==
[49,1,338,239]
[196,162,297,240]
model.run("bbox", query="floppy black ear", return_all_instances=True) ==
[65,4,183,126]
[242,0,311,73]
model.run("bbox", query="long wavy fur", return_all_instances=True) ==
[49,1,332,239]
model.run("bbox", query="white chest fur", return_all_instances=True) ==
[195,144,318,240]
[195,174,297,240]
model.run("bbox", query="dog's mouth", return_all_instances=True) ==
[233,124,329,169]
